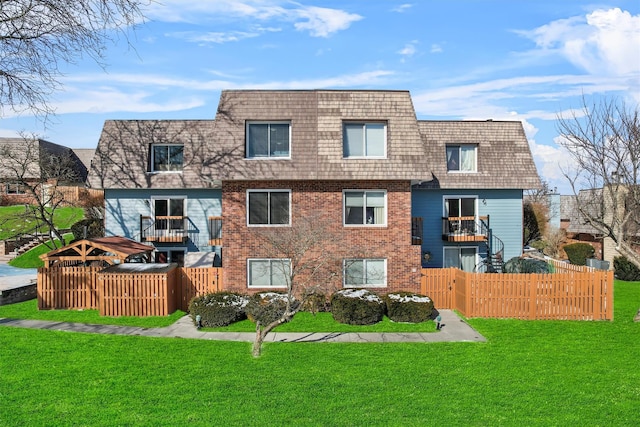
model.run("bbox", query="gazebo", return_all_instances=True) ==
[39,236,154,268]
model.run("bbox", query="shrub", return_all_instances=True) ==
[245,292,298,325]
[563,243,595,266]
[330,289,385,325]
[614,256,640,282]
[503,257,551,273]
[188,292,249,327]
[301,291,329,314]
[384,292,434,323]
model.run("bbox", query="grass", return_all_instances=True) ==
[0,205,84,240]
[8,233,74,268]
[0,280,638,426]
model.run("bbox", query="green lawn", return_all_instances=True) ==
[0,205,84,240]
[0,280,638,426]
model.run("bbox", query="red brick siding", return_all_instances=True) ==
[222,180,422,295]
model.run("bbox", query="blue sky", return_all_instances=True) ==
[1,0,639,194]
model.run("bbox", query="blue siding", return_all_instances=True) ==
[105,188,222,252]
[412,189,524,268]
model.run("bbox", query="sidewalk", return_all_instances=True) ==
[0,309,486,343]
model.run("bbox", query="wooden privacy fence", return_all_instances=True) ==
[421,262,613,320]
[38,266,221,316]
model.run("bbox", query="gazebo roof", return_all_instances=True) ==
[40,236,154,267]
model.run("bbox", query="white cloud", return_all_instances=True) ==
[145,0,361,38]
[391,4,413,13]
[166,30,263,44]
[430,44,443,54]
[516,8,640,77]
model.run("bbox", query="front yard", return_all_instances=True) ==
[0,280,638,425]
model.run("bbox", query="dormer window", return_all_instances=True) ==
[151,144,183,172]
[446,145,477,172]
[343,122,386,158]
[246,122,291,159]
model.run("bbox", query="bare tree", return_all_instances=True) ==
[0,135,82,249]
[250,216,351,357]
[0,0,146,117]
[557,96,640,268]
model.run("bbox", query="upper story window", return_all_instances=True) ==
[446,145,477,172]
[247,190,291,226]
[151,144,183,172]
[246,122,291,159]
[343,190,386,226]
[343,122,386,158]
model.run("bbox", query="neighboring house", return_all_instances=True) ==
[0,137,93,206]
[87,90,540,293]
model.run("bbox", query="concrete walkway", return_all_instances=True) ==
[0,309,486,343]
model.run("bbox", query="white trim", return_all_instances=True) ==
[446,144,477,173]
[245,121,292,159]
[343,189,387,227]
[150,143,184,173]
[246,189,291,227]
[149,195,187,218]
[343,258,387,288]
[443,246,478,271]
[342,121,388,159]
[247,258,291,289]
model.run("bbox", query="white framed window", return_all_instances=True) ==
[151,196,186,230]
[443,247,477,272]
[343,122,387,158]
[6,183,25,195]
[343,190,386,226]
[247,190,291,226]
[248,259,291,288]
[246,122,291,158]
[343,259,387,288]
[150,144,184,172]
[443,196,477,234]
[446,145,477,172]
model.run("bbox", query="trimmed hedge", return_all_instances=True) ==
[330,289,385,325]
[614,256,640,282]
[563,243,595,266]
[384,292,434,323]
[245,292,298,325]
[188,292,249,327]
[503,257,551,273]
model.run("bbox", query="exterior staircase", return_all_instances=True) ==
[0,234,46,262]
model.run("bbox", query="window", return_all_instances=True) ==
[446,145,476,172]
[6,183,25,195]
[343,122,386,158]
[344,259,387,287]
[152,197,186,230]
[444,196,477,234]
[344,190,386,226]
[246,122,291,158]
[247,190,290,226]
[444,247,477,272]
[248,259,290,288]
[154,248,186,266]
[151,144,183,172]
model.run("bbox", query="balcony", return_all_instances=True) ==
[140,216,189,243]
[208,216,222,246]
[442,216,488,242]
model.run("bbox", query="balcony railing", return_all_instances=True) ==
[208,216,222,246]
[441,216,489,242]
[140,216,189,243]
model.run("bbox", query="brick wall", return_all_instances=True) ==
[222,180,422,295]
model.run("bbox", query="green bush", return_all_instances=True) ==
[188,292,249,327]
[330,289,385,325]
[245,292,298,326]
[614,256,640,282]
[384,292,434,323]
[503,257,551,273]
[563,243,595,265]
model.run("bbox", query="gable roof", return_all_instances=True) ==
[39,236,155,267]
